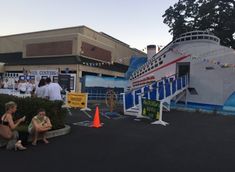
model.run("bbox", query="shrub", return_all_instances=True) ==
[0,94,66,130]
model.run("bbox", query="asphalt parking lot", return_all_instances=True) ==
[1,108,235,172]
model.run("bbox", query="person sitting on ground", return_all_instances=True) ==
[0,101,26,150]
[28,108,52,146]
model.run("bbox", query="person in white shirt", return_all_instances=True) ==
[18,80,27,94]
[35,79,47,98]
[26,80,36,94]
[45,77,62,101]
[3,79,8,89]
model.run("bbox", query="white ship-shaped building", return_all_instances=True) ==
[128,30,235,111]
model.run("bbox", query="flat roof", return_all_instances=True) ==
[0,25,132,49]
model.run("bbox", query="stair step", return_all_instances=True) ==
[124,111,139,116]
[126,109,139,113]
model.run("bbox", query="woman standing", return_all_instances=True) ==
[0,101,26,150]
[35,79,47,98]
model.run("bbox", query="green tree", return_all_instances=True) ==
[163,0,235,49]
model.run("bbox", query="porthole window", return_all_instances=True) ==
[159,61,163,65]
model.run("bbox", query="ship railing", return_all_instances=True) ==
[122,73,189,116]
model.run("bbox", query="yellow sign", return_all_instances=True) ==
[67,92,87,108]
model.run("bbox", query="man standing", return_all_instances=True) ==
[45,77,62,101]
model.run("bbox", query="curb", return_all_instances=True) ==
[0,124,71,148]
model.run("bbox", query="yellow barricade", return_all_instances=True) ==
[67,92,88,108]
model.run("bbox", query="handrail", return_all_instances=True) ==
[137,74,188,96]
[130,73,188,91]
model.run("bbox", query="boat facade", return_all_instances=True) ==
[130,31,235,108]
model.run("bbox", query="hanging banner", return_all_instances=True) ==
[142,99,161,120]
[30,70,58,76]
[58,74,71,91]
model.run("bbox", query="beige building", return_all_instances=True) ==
[0,26,145,92]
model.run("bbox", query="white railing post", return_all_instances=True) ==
[132,91,136,107]
[141,87,145,99]
[121,93,126,114]
[157,82,159,100]
[138,94,142,116]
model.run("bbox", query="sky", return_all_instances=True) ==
[0,0,178,51]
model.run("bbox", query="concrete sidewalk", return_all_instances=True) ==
[1,109,235,172]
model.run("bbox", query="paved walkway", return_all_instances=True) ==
[1,109,235,172]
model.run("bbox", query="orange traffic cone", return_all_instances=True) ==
[93,106,102,128]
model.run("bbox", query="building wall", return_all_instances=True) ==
[0,63,4,73]
[78,33,114,62]
[0,26,145,65]
[0,26,145,92]
[23,34,79,58]
[0,27,81,53]
[4,63,124,92]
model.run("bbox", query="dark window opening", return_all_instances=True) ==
[188,87,198,95]
[186,37,191,41]
[205,67,214,70]
[177,62,190,77]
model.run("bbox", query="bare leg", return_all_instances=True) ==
[6,131,19,150]
[32,130,38,146]
[42,132,49,144]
